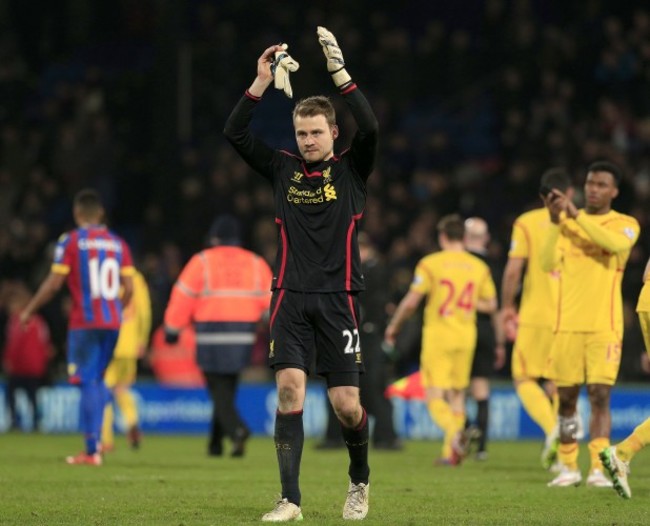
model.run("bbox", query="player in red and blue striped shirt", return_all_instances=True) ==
[21,189,134,465]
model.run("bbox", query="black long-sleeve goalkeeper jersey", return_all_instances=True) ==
[224,84,378,293]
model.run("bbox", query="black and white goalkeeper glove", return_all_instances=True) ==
[317,26,352,88]
[271,43,300,98]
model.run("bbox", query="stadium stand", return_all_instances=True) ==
[1,1,649,383]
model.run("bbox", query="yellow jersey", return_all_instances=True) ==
[541,209,640,332]
[410,250,496,335]
[508,207,560,328]
[113,270,152,359]
[637,277,650,313]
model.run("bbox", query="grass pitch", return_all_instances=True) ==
[1,434,649,525]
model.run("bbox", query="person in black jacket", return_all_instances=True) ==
[224,27,377,522]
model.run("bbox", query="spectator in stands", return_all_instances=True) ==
[2,281,53,431]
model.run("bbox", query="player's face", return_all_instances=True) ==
[584,171,618,213]
[294,114,338,162]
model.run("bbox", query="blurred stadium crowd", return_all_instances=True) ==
[1,0,650,381]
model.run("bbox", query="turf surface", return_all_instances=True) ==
[0,434,649,525]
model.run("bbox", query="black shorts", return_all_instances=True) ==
[269,290,365,384]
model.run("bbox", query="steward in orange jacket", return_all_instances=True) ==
[163,215,272,456]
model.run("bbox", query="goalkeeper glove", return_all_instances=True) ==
[271,43,300,98]
[317,26,352,88]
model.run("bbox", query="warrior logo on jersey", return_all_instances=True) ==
[291,172,304,183]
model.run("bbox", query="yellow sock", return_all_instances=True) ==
[452,412,465,434]
[102,404,114,446]
[558,442,579,470]
[115,390,138,428]
[618,417,650,462]
[445,411,467,458]
[588,437,610,472]
[516,380,556,436]
[428,398,455,458]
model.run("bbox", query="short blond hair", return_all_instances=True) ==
[293,96,336,126]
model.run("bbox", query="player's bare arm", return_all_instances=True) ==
[476,297,497,314]
[248,44,286,97]
[19,272,66,325]
[501,257,525,311]
[384,290,424,346]
[500,257,524,335]
[121,274,135,309]
[491,310,507,369]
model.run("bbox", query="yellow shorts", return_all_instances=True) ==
[639,311,650,357]
[546,330,622,386]
[420,328,475,390]
[104,357,138,388]
[511,325,555,380]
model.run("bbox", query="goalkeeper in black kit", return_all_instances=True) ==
[224,27,378,522]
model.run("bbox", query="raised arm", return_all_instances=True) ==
[317,26,378,180]
[573,213,639,253]
[223,45,286,178]
[342,88,379,180]
[540,191,566,272]
[248,44,285,98]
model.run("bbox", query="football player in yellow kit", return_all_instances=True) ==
[541,161,639,488]
[102,269,151,450]
[385,214,497,464]
[501,168,574,470]
[600,255,650,498]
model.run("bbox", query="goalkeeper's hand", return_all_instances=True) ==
[271,43,300,98]
[317,26,352,88]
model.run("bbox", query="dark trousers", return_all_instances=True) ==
[7,376,43,431]
[203,372,248,452]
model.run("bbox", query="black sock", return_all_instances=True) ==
[274,410,304,506]
[476,400,489,452]
[341,407,370,485]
